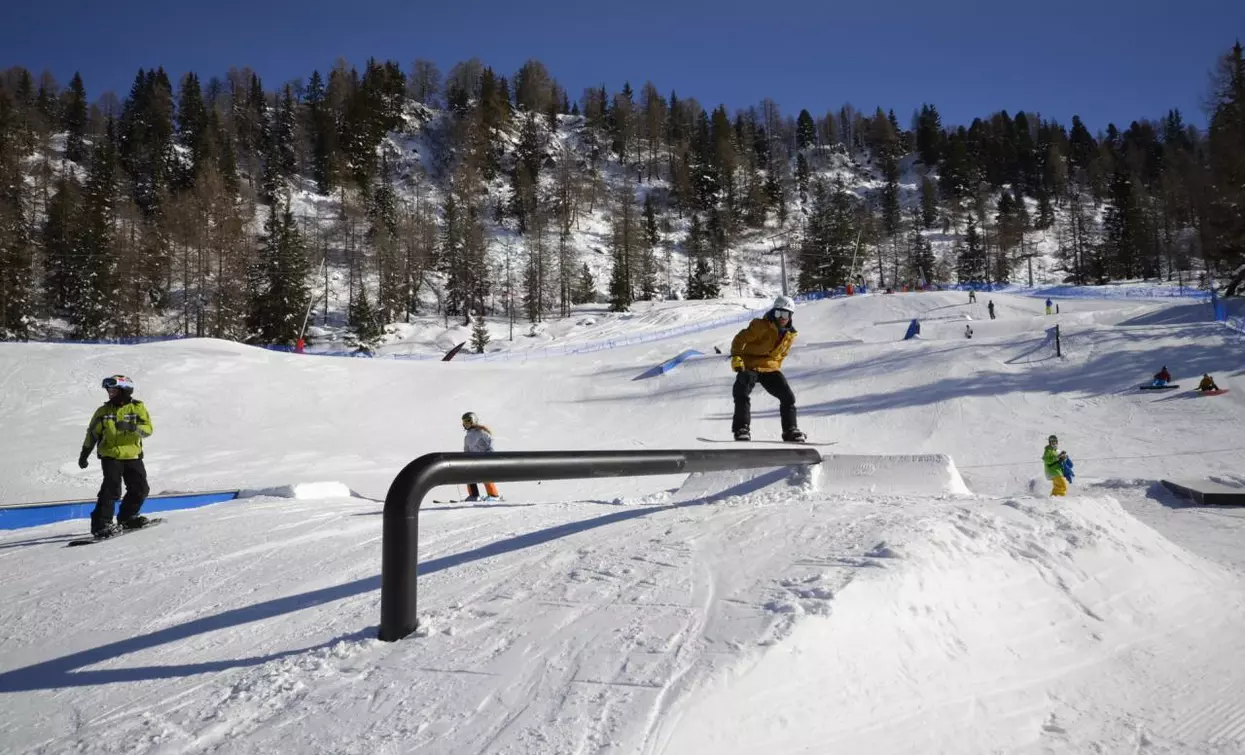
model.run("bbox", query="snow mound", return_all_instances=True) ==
[817,453,971,496]
[238,481,354,500]
[673,462,818,503]
[659,494,1245,754]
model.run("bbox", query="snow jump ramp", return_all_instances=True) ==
[674,453,971,503]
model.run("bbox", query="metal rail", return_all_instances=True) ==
[380,448,822,641]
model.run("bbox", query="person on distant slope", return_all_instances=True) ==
[461,412,501,502]
[987,300,996,319]
[78,375,154,538]
[965,324,974,339]
[1152,366,1172,387]
[968,289,977,304]
[1043,434,1068,497]
[1197,373,1220,392]
[730,295,804,443]
[1045,298,1054,315]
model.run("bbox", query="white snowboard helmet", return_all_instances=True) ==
[771,295,796,316]
[102,375,135,393]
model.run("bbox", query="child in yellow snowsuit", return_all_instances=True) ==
[1043,434,1067,496]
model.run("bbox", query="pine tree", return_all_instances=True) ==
[906,208,936,285]
[608,246,632,311]
[62,72,89,164]
[638,193,660,299]
[470,311,490,353]
[118,67,176,215]
[73,120,121,339]
[873,111,902,236]
[796,109,816,150]
[247,203,310,344]
[796,153,810,203]
[0,91,34,340]
[573,262,595,304]
[916,104,943,167]
[956,214,987,283]
[42,176,81,315]
[261,85,297,204]
[347,283,383,352]
[1207,41,1245,294]
[305,70,336,194]
[176,72,211,188]
[919,175,939,229]
[689,255,719,299]
[684,213,718,299]
[797,179,855,293]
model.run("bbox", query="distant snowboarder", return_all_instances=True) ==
[987,300,996,320]
[1197,373,1220,392]
[1043,434,1068,497]
[965,324,973,339]
[968,290,977,303]
[1152,366,1172,387]
[461,412,502,501]
[1045,298,1054,315]
[729,295,805,443]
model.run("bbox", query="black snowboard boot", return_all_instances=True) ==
[782,429,807,443]
[119,515,150,530]
[734,427,751,441]
[92,521,122,539]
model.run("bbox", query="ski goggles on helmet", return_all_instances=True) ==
[102,375,134,391]
[774,309,792,319]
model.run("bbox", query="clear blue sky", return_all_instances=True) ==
[7,0,1243,132]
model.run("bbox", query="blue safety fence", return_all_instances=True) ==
[0,490,241,530]
[1211,290,1245,335]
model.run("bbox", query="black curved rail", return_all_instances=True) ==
[380,448,823,641]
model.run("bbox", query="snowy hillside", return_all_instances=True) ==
[2,290,1245,753]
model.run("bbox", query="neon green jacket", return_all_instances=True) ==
[1042,444,1062,479]
[82,399,153,460]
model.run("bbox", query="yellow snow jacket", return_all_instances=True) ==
[82,399,153,460]
[730,316,796,373]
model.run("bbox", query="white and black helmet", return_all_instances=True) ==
[462,412,478,427]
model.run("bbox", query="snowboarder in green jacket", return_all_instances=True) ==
[1042,434,1067,497]
[79,375,154,538]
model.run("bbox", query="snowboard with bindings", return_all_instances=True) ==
[696,436,837,447]
[1197,388,1229,396]
[67,518,166,547]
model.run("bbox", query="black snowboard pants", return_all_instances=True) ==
[93,458,150,529]
[732,370,798,435]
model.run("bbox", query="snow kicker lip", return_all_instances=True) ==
[816,454,971,496]
[673,454,971,502]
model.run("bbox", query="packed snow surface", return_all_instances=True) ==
[3,290,1245,754]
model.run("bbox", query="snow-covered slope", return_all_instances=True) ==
[2,291,1245,754]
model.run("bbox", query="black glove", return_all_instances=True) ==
[115,420,137,433]
[78,452,89,469]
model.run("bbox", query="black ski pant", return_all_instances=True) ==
[93,458,150,528]
[732,370,797,435]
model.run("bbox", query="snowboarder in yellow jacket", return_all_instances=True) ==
[78,375,154,538]
[730,296,804,442]
[1043,434,1067,497]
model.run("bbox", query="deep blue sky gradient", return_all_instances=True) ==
[6,0,1243,132]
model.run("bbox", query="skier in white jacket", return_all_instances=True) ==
[462,412,501,501]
